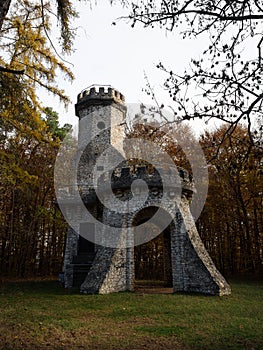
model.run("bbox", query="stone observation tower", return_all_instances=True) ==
[62,84,231,296]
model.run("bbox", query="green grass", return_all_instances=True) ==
[0,279,262,349]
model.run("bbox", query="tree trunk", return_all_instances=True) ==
[0,0,12,31]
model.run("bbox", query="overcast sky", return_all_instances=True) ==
[44,0,218,135]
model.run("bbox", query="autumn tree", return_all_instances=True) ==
[198,124,263,274]
[0,0,78,277]
[0,0,76,51]
[125,1,263,141]
[125,110,196,172]
[0,106,71,277]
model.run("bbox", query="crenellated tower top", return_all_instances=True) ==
[76,84,125,117]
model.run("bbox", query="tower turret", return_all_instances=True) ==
[76,85,127,188]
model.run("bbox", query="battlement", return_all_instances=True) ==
[112,164,191,181]
[97,164,194,194]
[56,164,194,205]
[77,84,125,105]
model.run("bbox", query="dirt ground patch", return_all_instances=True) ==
[135,285,173,294]
[134,281,173,294]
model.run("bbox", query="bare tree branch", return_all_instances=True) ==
[124,0,263,147]
[0,66,24,74]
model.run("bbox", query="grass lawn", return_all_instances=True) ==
[0,278,262,350]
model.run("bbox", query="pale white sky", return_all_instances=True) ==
[44,0,220,135]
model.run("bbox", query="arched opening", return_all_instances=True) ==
[132,207,173,292]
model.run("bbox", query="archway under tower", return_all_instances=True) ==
[132,207,173,293]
